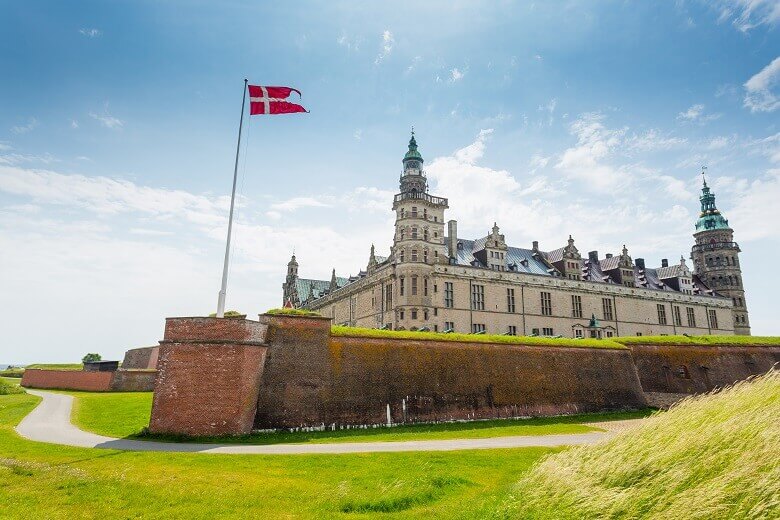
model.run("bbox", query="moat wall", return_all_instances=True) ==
[628,343,780,394]
[148,315,779,435]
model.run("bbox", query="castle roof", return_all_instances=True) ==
[447,239,554,276]
[295,276,349,302]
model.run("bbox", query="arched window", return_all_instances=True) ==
[399,249,405,262]
[424,249,429,263]
[424,229,429,241]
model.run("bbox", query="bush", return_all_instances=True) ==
[82,353,102,363]
[614,335,780,347]
[0,369,24,378]
[208,310,246,318]
[0,379,24,395]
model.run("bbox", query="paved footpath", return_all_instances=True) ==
[16,389,616,455]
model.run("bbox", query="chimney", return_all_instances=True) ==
[605,253,613,259]
[588,250,599,262]
[447,220,458,259]
[636,258,645,270]
[532,240,539,252]
[661,258,669,268]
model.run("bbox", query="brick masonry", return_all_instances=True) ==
[21,369,114,392]
[121,346,159,369]
[148,315,780,436]
[628,343,780,394]
[148,317,269,436]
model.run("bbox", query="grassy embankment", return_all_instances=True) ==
[66,389,649,442]
[0,391,554,518]
[498,369,780,519]
[614,335,780,346]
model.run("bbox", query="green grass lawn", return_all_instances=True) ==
[0,392,555,519]
[25,363,83,370]
[64,389,651,443]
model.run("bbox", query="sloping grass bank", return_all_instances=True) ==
[331,325,626,349]
[615,335,780,346]
[498,369,780,519]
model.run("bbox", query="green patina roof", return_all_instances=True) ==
[695,179,731,232]
[403,131,424,163]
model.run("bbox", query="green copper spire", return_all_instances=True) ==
[695,168,730,232]
[403,128,424,163]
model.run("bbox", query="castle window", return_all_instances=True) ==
[602,298,614,321]
[571,295,583,318]
[412,227,418,239]
[507,325,517,336]
[541,292,552,316]
[574,328,583,338]
[385,283,392,308]
[507,288,516,313]
[424,277,429,296]
[400,208,405,218]
[400,277,405,296]
[471,284,485,310]
[411,207,418,217]
[400,249,405,262]
[400,310,404,320]
[686,307,696,328]
[433,307,437,316]
[673,306,682,326]
[411,276,418,296]
[472,323,486,334]
[411,309,417,320]
[542,327,554,336]
[400,229,405,240]
[424,229,429,241]
[424,309,429,320]
[708,309,718,329]
[606,331,614,338]
[445,282,454,308]
[657,304,667,325]
[423,208,427,219]
[444,321,455,332]
[411,249,418,261]
[424,250,429,263]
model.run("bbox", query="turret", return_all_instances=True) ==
[690,169,750,334]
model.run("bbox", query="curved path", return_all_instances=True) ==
[16,390,614,455]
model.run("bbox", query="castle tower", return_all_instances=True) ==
[282,253,299,306]
[690,173,750,335]
[391,130,448,329]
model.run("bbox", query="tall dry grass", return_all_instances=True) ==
[498,369,780,519]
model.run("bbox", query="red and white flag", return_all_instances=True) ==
[248,85,307,115]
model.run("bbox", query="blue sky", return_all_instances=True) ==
[1,1,778,362]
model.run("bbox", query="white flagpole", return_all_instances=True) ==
[216,78,248,318]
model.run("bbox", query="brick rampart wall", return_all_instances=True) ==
[21,369,114,392]
[110,369,157,391]
[629,344,780,394]
[255,321,647,428]
[148,317,269,436]
[121,347,159,370]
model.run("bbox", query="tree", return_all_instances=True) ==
[82,353,102,363]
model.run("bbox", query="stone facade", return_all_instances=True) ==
[286,133,744,338]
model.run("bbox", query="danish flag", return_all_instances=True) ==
[248,85,307,115]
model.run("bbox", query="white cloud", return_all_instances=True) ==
[353,129,363,141]
[728,168,780,241]
[743,56,780,113]
[269,196,330,212]
[626,129,688,152]
[89,110,124,129]
[11,118,38,134]
[79,28,102,38]
[449,68,464,82]
[374,30,394,65]
[406,56,422,74]
[336,32,361,52]
[71,119,79,129]
[677,104,721,124]
[712,0,780,32]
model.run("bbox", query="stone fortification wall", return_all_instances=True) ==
[253,314,647,428]
[628,343,780,394]
[109,369,157,391]
[21,369,114,392]
[148,317,269,436]
[21,367,157,392]
[121,346,159,369]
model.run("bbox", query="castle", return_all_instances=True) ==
[283,132,750,337]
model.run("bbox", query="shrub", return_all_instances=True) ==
[82,353,102,363]
[614,335,780,347]
[208,310,246,318]
[0,379,24,395]
[0,368,24,378]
